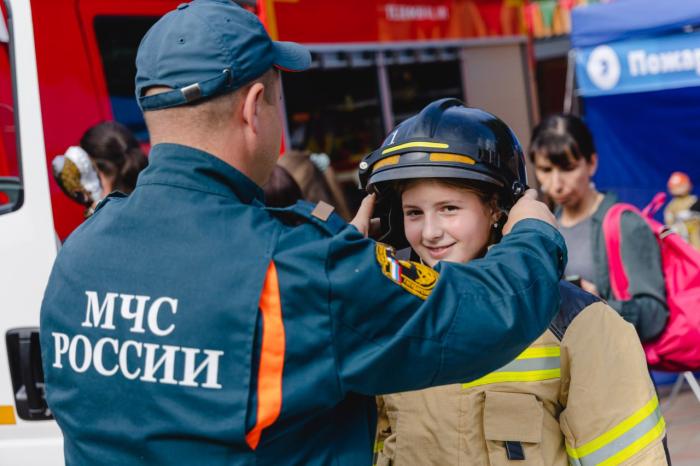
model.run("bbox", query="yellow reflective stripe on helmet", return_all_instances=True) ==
[566,395,665,466]
[372,155,400,171]
[381,141,449,155]
[461,346,561,389]
[428,153,475,164]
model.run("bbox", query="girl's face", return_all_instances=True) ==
[533,151,597,208]
[402,180,494,267]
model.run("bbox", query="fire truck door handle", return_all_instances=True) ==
[6,328,51,420]
[18,331,45,416]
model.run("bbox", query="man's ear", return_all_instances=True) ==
[241,82,266,134]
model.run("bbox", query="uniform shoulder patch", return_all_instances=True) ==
[267,201,346,235]
[375,243,438,300]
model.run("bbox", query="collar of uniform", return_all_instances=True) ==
[138,143,264,204]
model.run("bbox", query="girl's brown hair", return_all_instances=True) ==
[80,121,148,194]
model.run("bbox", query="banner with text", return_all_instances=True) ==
[576,30,700,96]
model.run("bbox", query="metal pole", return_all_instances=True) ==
[564,49,576,114]
[376,52,394,133]
[458,47,469,105]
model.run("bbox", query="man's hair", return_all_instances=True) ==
[143,68,279,133]
[234,68,279,106]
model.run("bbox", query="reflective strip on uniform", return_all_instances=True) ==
[566,395,665,466]
[245,261,286,450]
[461,346,561,389]
[372,440,384,466]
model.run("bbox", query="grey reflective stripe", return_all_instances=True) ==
[495,356,560,373]
[568,406,664,466]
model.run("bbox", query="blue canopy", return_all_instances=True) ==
[571,0,700,48]
[570,0,700,209]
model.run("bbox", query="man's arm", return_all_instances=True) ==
[327,217,566,396]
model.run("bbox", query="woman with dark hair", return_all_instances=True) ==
[80,121,148,196]
[52,121,148,217]
[530,113,668,342]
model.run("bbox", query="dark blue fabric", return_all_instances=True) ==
[584,86,700,210]
[571,0,700,48]
[40,143,566,465]
[549,281,600,341]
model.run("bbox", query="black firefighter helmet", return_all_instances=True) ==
[359,98,528,249]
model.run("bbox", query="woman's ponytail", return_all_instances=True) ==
[80,121,147,195]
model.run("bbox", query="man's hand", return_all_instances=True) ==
[502,189,557,235]
[350,193,376,237]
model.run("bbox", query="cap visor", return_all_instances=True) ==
[273,41,311,72]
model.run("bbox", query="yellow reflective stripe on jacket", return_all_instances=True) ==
[462,346,560,389]
[518,346,560,359]
[374,441,384,453]
[566,395,665,466]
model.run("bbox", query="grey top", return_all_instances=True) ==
[557,192,669,341]
[558,216,595,282]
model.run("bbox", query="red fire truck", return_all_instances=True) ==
[0,0,537,462]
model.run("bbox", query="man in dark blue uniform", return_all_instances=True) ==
[40,1,566,464]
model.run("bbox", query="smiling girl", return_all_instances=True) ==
[362,100,668,466]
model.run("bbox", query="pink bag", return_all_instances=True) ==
[603,192,700,371]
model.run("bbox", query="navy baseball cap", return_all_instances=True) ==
[135,0,311,111]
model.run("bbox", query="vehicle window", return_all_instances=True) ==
[282,67,385,208]
[93,16,158,142]
[389,60,463,124]
[0,8,20,215]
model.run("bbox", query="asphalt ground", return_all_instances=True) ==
[661,383,700,465]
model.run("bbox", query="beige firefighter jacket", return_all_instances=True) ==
[375,285,668,466]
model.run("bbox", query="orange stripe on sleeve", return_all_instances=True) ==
[246,261,286,450]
